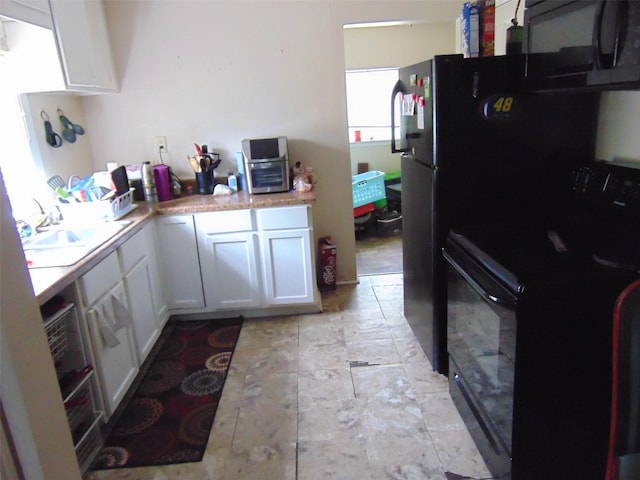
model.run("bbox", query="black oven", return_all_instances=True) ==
[524,0,640,90]
[441,157,640,479]
[444,220,637,480]
[444,238,516,478]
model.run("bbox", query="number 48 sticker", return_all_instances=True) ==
[480,95,520,121]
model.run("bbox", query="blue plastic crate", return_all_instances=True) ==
[352,171,386,208]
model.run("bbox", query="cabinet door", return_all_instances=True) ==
[86,281,138,418]
[0,0,52,28]
[79,251,120,307]
[200,232,261,310]
[48,0,116,90]
[123,257,160,363]
[146,221,169,326]
[260,228,315,305]
[156,215,205,309]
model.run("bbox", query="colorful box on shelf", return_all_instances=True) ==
[59,188,138,222]
[354,202,375,218]
[352,170,386,208]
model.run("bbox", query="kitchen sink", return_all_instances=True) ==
[24,221,132,268]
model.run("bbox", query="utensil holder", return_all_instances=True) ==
[196,171,213,195]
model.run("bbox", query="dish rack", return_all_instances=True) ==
[42,300,104,473]
[59,188,138,222]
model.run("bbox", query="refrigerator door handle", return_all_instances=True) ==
[391,79,410,153]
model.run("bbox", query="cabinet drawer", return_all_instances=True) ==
[256,205,310,230]
[119,226,147,273]
[195,209,253,234]
[79,251,120,306]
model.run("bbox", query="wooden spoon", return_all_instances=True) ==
[188,155,201,173]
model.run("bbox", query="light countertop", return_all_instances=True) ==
[29,190,316,305]
[154,190,316,215]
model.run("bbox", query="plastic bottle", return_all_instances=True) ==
[141,161,158,204]
[228,172,238,192]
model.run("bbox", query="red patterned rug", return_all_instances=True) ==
[91,317,242,470]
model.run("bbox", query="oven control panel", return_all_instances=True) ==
[570,161,640,212]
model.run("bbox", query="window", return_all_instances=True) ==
[345,68,398,143]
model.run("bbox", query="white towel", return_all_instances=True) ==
[95,302,120,348]
[111,294,133,331]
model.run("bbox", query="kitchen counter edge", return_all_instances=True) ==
[30,190,316,305]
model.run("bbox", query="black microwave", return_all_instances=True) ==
[524,0,640,91]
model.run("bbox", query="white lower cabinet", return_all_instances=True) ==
[192,205,318,312]
[257,205,316,306]
[195,209,260,310]
[79,222,168,419]
[123,257,158,361]
[156,215,205,309]
[199,232,261,310]
[260,228,315,305]
[120,223,165,362]
[146,220,169,326]
[80,254,138,419]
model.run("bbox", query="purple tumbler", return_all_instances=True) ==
[153,164,173,202]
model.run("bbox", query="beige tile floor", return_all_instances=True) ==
[89,274,490,480]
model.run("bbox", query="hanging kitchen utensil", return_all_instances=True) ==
[57,108,76,143]
[41,110,63,148]
[57,108,85,135]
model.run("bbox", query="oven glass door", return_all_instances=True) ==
[247,159,287,192]
[445,245,517,452]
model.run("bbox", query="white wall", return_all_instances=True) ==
[22,94,94,187]
[81,0,462,283]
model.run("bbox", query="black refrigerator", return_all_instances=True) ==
[392,54,599,375]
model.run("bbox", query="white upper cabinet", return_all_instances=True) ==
[2,0,117,93]
[49,0,116,91]
[0,0,52,28]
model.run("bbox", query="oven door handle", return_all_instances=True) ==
[444,250,517,309]
[247,157,284,164]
